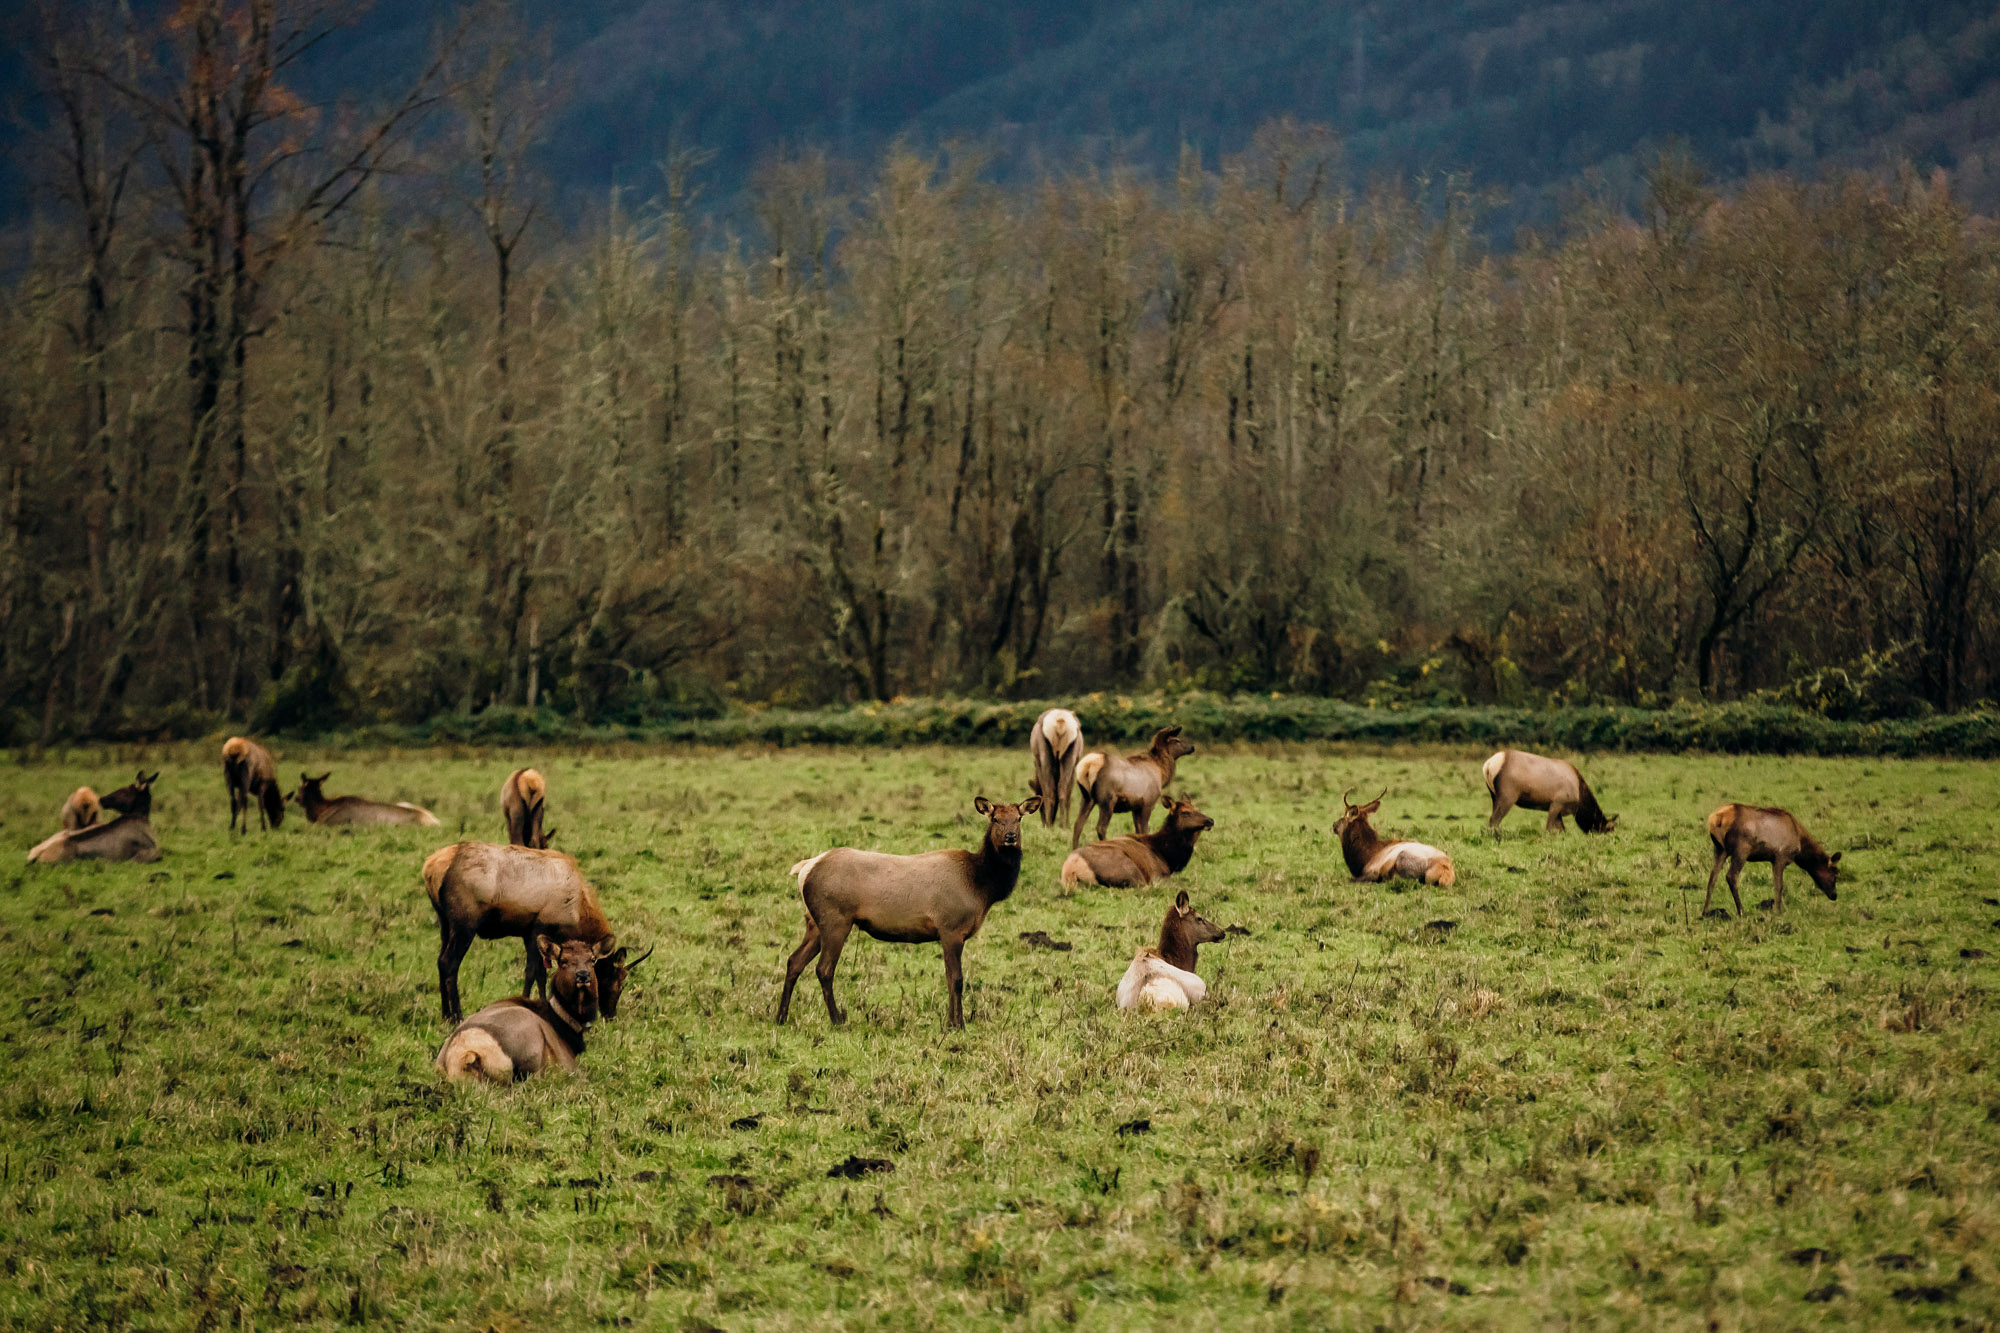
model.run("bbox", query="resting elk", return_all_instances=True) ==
[222,737,284,832]
[58,787,101,831]
[1071,726,1196,847]
[435,934,605,1083]
[1028,708,1084,829]
[1061,797,1213,888]
[28,773,162,864]
[1703,804,1841,915]
[290,772,440,826]
[1117,890,1227,1011]
[1482,749,1617,834]
[500,768,551,847]
[1334,788,1456,887]
[778,795,1040,1030]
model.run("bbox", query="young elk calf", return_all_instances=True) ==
[1029,708,1084,829]
[1334,788,1456,887]
[778,795,1040,1030]
[1482,749,1617,834]
[59,787,101,831]
[222,737,283,832]
[1061,797,1213,888]
[1703,804,1841,915]
[1117,890,1227,1011]
[500,768,551,847]
[291,772,440,827]
[1071,726,1196,847]
[435,935,604,1083]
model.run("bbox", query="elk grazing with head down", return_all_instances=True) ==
[1028,708,1084,829]
[1071,726,1197,847]
[1482,749,1617,834]
[1117,890,1228,1011]
[1703,804,1840,916]
[435,934,609,1083]
[290,772,441,827]
[500,768,551,847]
[222,737,284,832]
[422,841,648,1023]
[777,794,1041,1030]
[1334,788,1456,887]
[1061,796,1214,888]
[58,787,101,831]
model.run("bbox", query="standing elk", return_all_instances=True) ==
[290,772,440,827]
[1334,788,1457,887]
[435,934,606,1083]
[1703,804,1841,915]
[777,795,1040,1030]
[1482,749,1617,834]
[58,787,101,831]
[500,768,551,847]
[1061,796,1214,888]
[1071,725,1196,847]
[1028,708,1084,829]
[1116,890,1228,1011]
[222,737,284,832]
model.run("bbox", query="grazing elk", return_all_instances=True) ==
[435,935,606,1083]
[1482,749,1617,834]
[423,841,647,1023]
[28,813,160,864]
[59,787,101,831]
[1334,788,1456,887]
[222,737,284,832]
[777,794,1040,1030]
[1071,725,1197,847]
[1028,708,1084,829]
[1117,890,1227,1011]
[1061,796,1214,888]
[1703,804,1841,916]
[500,768,551,847]
[290,772,440,827]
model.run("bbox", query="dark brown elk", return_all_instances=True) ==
[290,772,440,826]
[1060,797,1213,888]
[1070,726,1196,847]
[1703,804,1841,915]
[435,935,607,1083]
[1482,749,1617,834]
[500,768,551,847]
[97,771,158,817]
[1116,890,1227,1011]
[423,841,647,1023]
[777,794,1040,1030]
[1028,708,1084,828]
[1334,788,1456,887]
[59,786,101,830]
[28,813,160,864]
[222,737,284,832]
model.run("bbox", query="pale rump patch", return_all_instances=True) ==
[438,1028,514,1083]
[26,829,73,864]
[422,844,461,903]
[1075,752,1105,792]
[222,736,251,762]
[790,851,832,891]
[1041,709,1081,755]
[393,802,442,826]
[1116,948,1208,1011]
[1059,850,1100,888]
[1481,752,1505,794]
[1362,841,1456,886]
[514,769,546,805]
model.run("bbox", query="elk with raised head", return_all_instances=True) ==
[1334,788,1456,887]
[290,772,440,826]
[1028,708,1084,829]
[222,737,284,832]
[1071,726,1196,847]
[1482,749,1617,834]
[97,771,158,818]
[422,841,647,1023]
[58,787,101,831]
[1117,890,1227,1011]
[777,794,1041,1030]
[1702,804,1840,915]
[1061,796,1214,888]
[500,768,551,847]
[435,934,611,1083]
[29,777,161,865]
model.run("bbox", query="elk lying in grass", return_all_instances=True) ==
[778,795,1040,1030]
[1117,890,1227,1011]
[500,768,551,847]
[98,771,158,818]
[1482,749,1617,834]
[1703,804,1841,915]
[222,737,283,832]
[59,787,101,831]
[435,935,605,1083]
[1029,708,1084,829]
[28,812,160,864]
[423,841,647,1023]
[1061,797,1213,888]
[1334,788,1456,887]
[1071,725,1196,846]
[290,772,440,826]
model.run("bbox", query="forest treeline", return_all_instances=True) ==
[4,1,1999,743]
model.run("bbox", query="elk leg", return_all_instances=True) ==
[1771,859,1787,913]
[1487,785,1517,834]
[438,922,475,1023]
[522,936,548,1001]
[941,933,968,1030]
[1726,853,1746,916]
[815,917,853,1026]
[1095,802,1113,842]
[776,916,822,1024]
[1702,844,1727,915]
[1545,806,1566,834]
[1133,800,1152,836]
[1070,798,1093,849]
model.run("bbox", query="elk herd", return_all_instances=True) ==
[20,714,1847,1083]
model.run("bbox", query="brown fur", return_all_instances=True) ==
[1070,726,1197,847]
[435,935,605,1083]
[28,814,160,865]
[1703,803,1840,915]
[1482,749,1616,834]
[1333,788,1456,887]
[1156,889,1226,973]
[97,771,157,818]
[501,768,550,847]
[223,737,283,832]
[290,771,440,827]
[1060,797,1213,888]
[59,786,101,831]
[1028,709,1085,828]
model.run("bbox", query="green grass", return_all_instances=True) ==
[1,744,1996,1329]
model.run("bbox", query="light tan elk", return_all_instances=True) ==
[58,786,101,831]
[290,772,440,826]
[222,736,284,832]
[1703,804,1841,915]
[1482,749,1617,834]
[28,812,160,864]
[500,768,551,847]
[1028,708,1084,829]
[1071,726,1196,847]
[1116,890,1227,1011]
[778,795,1040,1030]
[1061,797,1213,888]
[436,935,605,1083]
[1334,788,1456,887]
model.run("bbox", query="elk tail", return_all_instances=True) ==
[437,1029,513,1084]
[790,851,832,893]
[397,803,443,827]
[1075,752,1106,795]
[422,845,461,906]
[1481,752,1505,797]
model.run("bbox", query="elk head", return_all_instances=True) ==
[288,772,333,805]
[1333,787,1386,837]
[100,770,160,817]
[1809,850,1842,901]
[536,933,606,1027]
[1163,796,1214,837]
[1152,725,1196,761]
[974,795,1041,850]
[596,942,652,1019]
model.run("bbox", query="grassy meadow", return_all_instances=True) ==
[0,743,1996,1329]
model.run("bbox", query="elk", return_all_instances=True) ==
[1028,708,1084,829]
[777,794,1040,1030]
[28,813,160,864]
[423,841,647,1023]
[59,787,101,831]
[1334,788,1456,887]
[1071,725,1196,847]
[97,771,158,817]
[222,737,283,832]
[290,772,440,826]
[1116,890,1227,1011]
[1703,804,1841,915]
[1061,796,1213,888]
[1482,749,1617,834]
[435,934,608,1083]
[500,768,551,847]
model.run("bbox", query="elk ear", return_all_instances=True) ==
[1175,889,1191,913]
[535,932,562,970]
[1021,795,1042,816]
[591,936,619,960]
[541,828,557,846]
[974,795,994,816]
[1831,851,1842,864]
